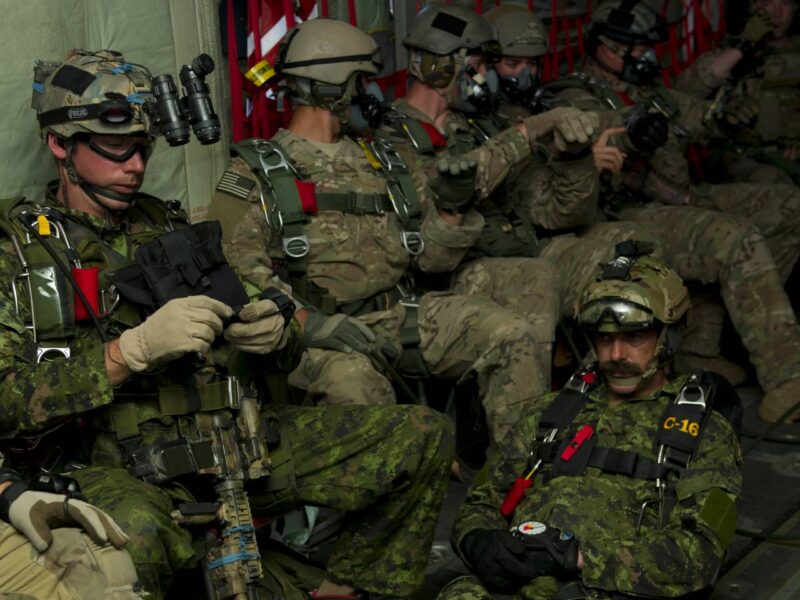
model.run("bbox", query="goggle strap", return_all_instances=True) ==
[38,101,133,128]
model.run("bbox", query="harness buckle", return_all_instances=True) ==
[283,235,310,259]
[401,231,425,256]
[36,346,71,363]
[675,375,707,411]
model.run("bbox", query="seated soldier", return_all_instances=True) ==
[0,467,141,599]
[0,48,454,600]
[440,248,742,599]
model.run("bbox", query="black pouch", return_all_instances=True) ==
[550,426,597,477]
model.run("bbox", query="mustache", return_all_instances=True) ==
[598,360,643,376]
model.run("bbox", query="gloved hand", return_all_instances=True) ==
[302,312,378,355]
[0,482,129,552]
[719,94,758,129]
[741,10,773,44]
[224,299,288,354]
[119,295,233,372]
[524,107,600,153]
[460,528,540,593]
[513,521,580,578]
[427,157,478,213]
[624,105,669,157]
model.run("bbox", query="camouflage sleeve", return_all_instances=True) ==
[579,413,742,596]
[513,154,600,230]
[451,395,553,557]
[0,248,115,437]
[674,48,726,99]
[415,201,485,273]
[669,88,715,144]
[467,127,532,200]
[209,157,295,302]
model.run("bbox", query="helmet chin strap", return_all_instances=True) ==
[64,138,137,206]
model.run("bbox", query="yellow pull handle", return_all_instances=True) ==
[36,215,51,237]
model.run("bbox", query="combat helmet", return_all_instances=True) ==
[33,49,156,204]
[577,242,689,388]
[404,4,500,115]
[587,0,667,84]
[484,5,548,59]
[484,6,548,107]
[277,18,385,129]
[34,49,155,141]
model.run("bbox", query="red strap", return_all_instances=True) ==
[419,122,447,148]
[72,267,99,321]
[560,425,595,462]
[295,180,318,214]
[615,91,635,107]
[500,477,533,518]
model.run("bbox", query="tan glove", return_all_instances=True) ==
[6,488,129,552]
[119,295,233,371]
[224,299,288,354]
[742,10,773,44]
[721,94,758,128]
[522,107,600,153]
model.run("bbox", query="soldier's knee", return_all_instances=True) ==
[395,405,455,463]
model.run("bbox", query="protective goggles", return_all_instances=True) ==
[578,298,656,329]
[83,134,153,163]
[38,98,136,129]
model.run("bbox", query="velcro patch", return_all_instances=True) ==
[51,65,96,96]
[432,12,467,37]
[217,170,256,200]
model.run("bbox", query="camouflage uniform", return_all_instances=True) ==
[553,59,800,418]
[440,374,741,600]
[0,523,141,599]
[384,98,664,321]
[0,182,454,598]
[675,38,800,186]
[210,128,550,442]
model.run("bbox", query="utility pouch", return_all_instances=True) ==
[550,425,597,477]
[109,221,250,312]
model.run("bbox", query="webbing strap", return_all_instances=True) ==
[158,380,238,416]
[315,192,392,214]
[109,402,140,441]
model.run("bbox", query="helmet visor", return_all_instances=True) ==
[579,298,656,329]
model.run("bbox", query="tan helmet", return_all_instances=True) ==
[577,251,689,334]
[404,4,498,57]
[278,18,382,85]
[588,0,668,46]
[484,5,549,58]
[33,49,154,140]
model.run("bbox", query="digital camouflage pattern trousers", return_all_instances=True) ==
[289,291,550,444]
[436,574,618,600]
[0,522,141,599]
[73,404,453,599]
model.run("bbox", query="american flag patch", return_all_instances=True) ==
[217,170,256,200]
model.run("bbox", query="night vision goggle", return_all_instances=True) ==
[578,298,658,329]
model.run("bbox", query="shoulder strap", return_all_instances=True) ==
[131,194,188,231]
[0,196,30,240]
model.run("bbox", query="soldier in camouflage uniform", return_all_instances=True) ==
[375,2,658,378]
[438,251,741,600]
[675,0,800,186]
[0,467,140,599]
[209,18,555,444]
[550,0,800,423]
[0,49,454,599]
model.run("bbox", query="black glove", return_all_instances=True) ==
[460,528,540,593]
[624,106,669,157]
[513,522,580,578]
[427,157,478,213]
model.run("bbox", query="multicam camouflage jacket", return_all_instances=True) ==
[556,58,719,189]
[380,99,599,254]
[452,373,742,598]
[209,128,486,305]
[0,185,301,467]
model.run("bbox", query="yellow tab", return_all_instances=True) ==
[245,59,276,87]
[36,215,51,237]
[358,140,383,171]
